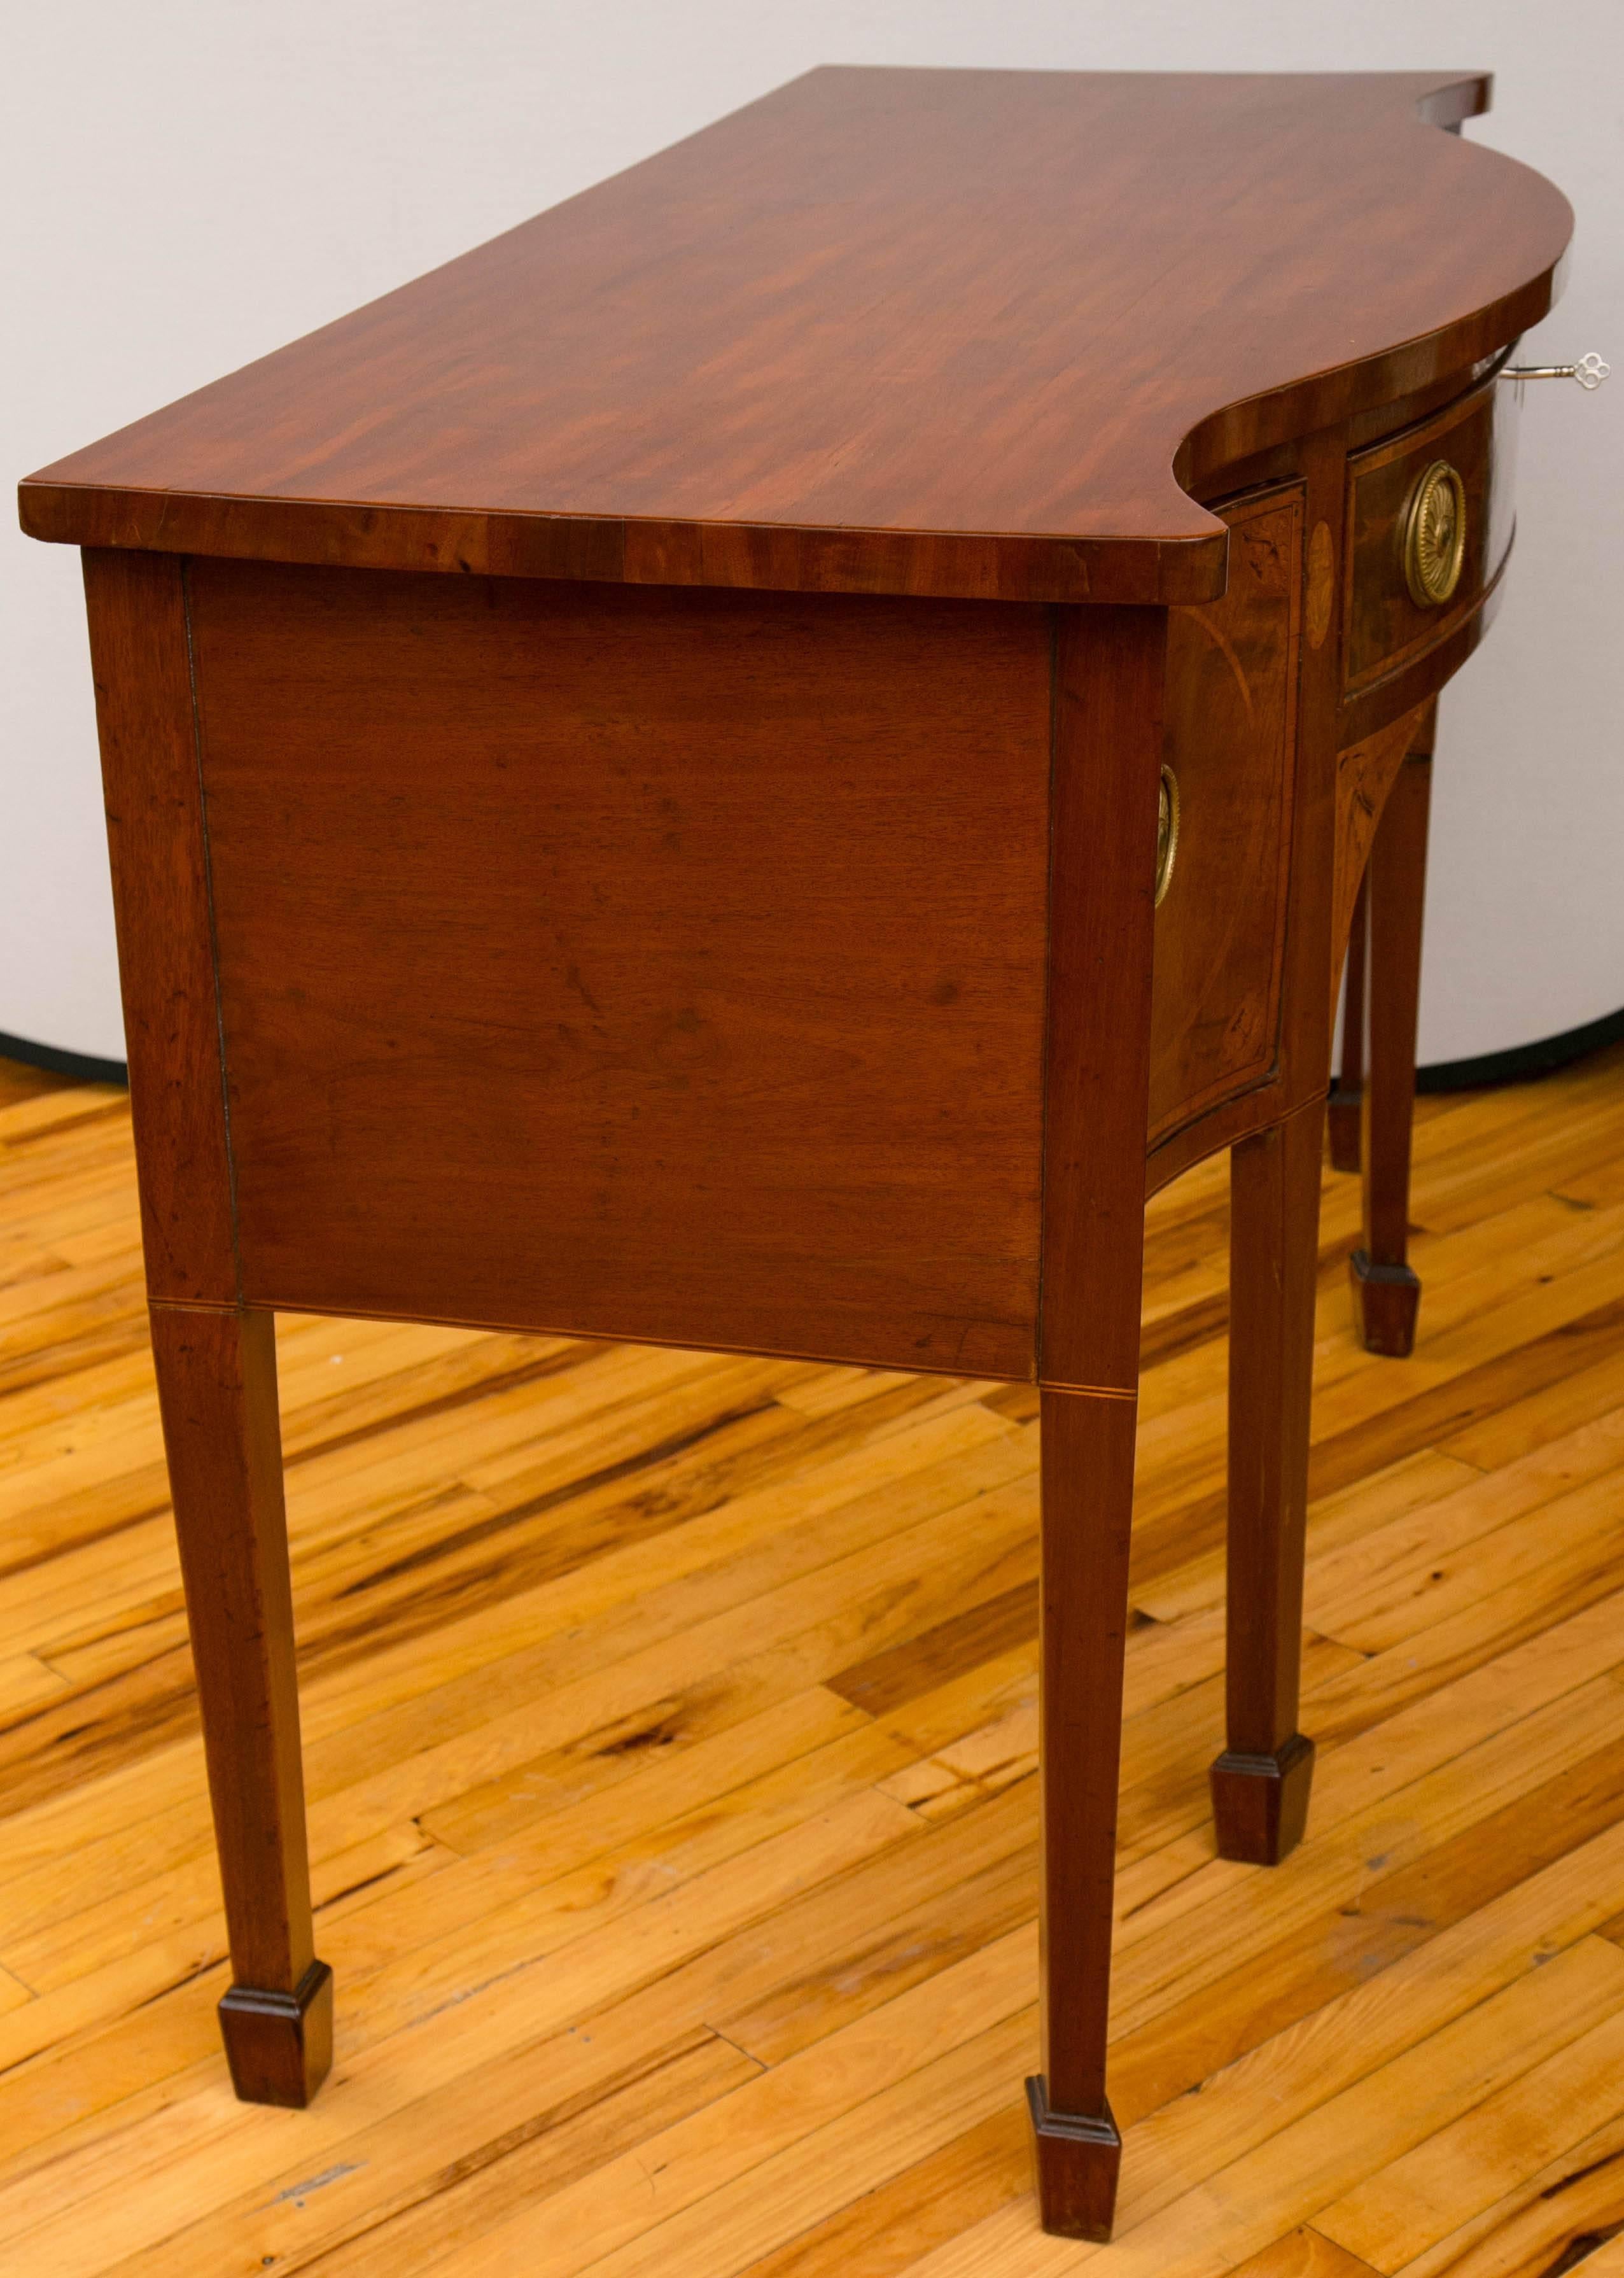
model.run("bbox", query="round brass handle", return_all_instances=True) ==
[1401,459,1467,608]
[1155,765,1180,908]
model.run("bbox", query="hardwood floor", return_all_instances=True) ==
[1,1043,1623,2274]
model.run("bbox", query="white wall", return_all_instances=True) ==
[4,1,1619,1066]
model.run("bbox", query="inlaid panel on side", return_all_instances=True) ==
[1147,486,1303,1143]
[186,563,1052,1376]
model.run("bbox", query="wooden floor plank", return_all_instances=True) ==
[1231,2239,1385,2278]
[891,1939,1624,2278]
[0,1046,1620,2275]
[1376,2107,1624,2278]
[1314,1997,1624,2269]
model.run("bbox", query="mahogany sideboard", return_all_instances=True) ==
[18,67,1572,2242]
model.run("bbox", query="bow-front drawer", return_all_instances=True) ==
[1341,372,1517,699]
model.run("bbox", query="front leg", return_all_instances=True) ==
[1028,603,1166,2237]
[150,1302,332,2106]
[84,545,330,2105]
[1028,1386,1139,2237]
[1210,1100,1323,1865]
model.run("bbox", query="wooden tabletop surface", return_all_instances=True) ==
[20,68,1572,603]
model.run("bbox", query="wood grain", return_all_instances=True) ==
[1030,1386,1140,2235]
[1149,485,1302,1143]
[1,1036,1621,2268]
[186,561,1051,1377]
[147,1301,330,2107]
[1039,605,1165,1393]
[1330,705,1432,1020]
[1211,1100,1325,1865]
[0,65,1592,2253]
[1342,373,1518,694]
[80,551,236,1304]
[1328,871,1368,1174]
[21,71,1569,602]
[1351,749,1435,1359]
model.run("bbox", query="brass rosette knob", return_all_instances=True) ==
[1401,459,1467,608]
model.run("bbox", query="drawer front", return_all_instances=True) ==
[1148,484,1301,1143]
[1343,374,1516,694]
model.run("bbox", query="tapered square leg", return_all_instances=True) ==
[1026,2076,1121,2240]
[1352,736,1432,1358]
[1028,604,1165,2240]
[1214,1106,1323,1866]
[220,1958,335,2108]
[1326,1089,1363,1174]
[1327,874,1368,1174]
[1210,1732,1317,1866]
[1031,1388,1140,2241]
[150,1303,332,2107]
[1348,1249,1421,1358]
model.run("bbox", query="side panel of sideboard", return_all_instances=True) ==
[1148,485,1303,1144]
[185,563,1053,1377]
